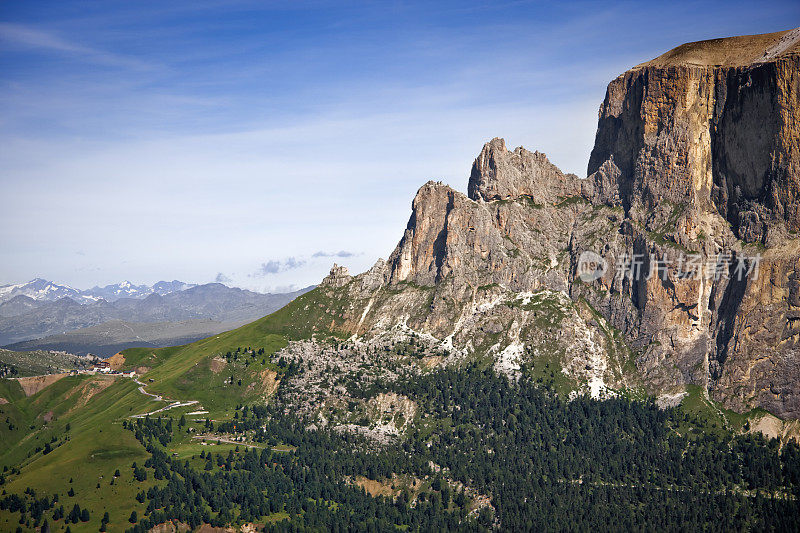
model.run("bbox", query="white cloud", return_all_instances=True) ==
[255,258,306,276]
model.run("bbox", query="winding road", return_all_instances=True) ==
[131,377,200,418]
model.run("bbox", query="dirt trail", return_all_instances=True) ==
[191,435,262,448]
[134,377,163,401]
[131,377,201,418]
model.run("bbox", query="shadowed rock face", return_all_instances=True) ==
[588,28,800,244]
[321,28,800,417]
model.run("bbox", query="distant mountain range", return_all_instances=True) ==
[0,278,197,304]
[5,319,246,359]
[0,279,314,355]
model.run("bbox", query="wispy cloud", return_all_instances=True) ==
[214,272,232,283]
[255,257,306,276]
[312,250,356,258]
[0,23,151,69]
[266,284,300,294]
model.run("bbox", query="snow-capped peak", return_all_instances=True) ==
[0,279,83,303]
[0,279,198,304]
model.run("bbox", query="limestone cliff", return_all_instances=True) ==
[583,27,800,416]
[318,28,800,418]
[588,27,800,243]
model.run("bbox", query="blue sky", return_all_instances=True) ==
[1,1,798,292]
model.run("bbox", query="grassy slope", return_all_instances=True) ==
[0,376,157,532]
[677,384,769,437]
[0,288,346,531]
[118,287,349,418]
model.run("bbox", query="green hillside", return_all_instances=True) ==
[0,287,346,531]
[116,287,351,417]
[0,375,153,532]
[1,286,799,532]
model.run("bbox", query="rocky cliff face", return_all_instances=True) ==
[583,27,800,416]
[588,28,800,244]
[318,28,800,418]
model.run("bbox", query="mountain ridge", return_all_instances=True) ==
[4,318,247,357]
[0,283,315,348]
[0,278,199,304]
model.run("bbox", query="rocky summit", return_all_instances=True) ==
[312,27,800,418]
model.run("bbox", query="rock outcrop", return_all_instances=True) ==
[319,28,800,418]
[320,264,353,288]
[582,27,800,416]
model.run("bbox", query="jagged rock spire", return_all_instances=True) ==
[467,137,585,204]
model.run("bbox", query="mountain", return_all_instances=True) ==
[151,280,196,295]
[300,27,800,419]
[0,295,40,318]
[0,284,315,348]
[81,280,151,301]
[0,278,199,304]
[0,278,86,303]
[82,280,197,301]
[207,27,800,419]
[1,28,799,533]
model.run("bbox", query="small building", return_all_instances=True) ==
[92,360,112,373]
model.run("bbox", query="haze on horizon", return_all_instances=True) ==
[1,0,798,293]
